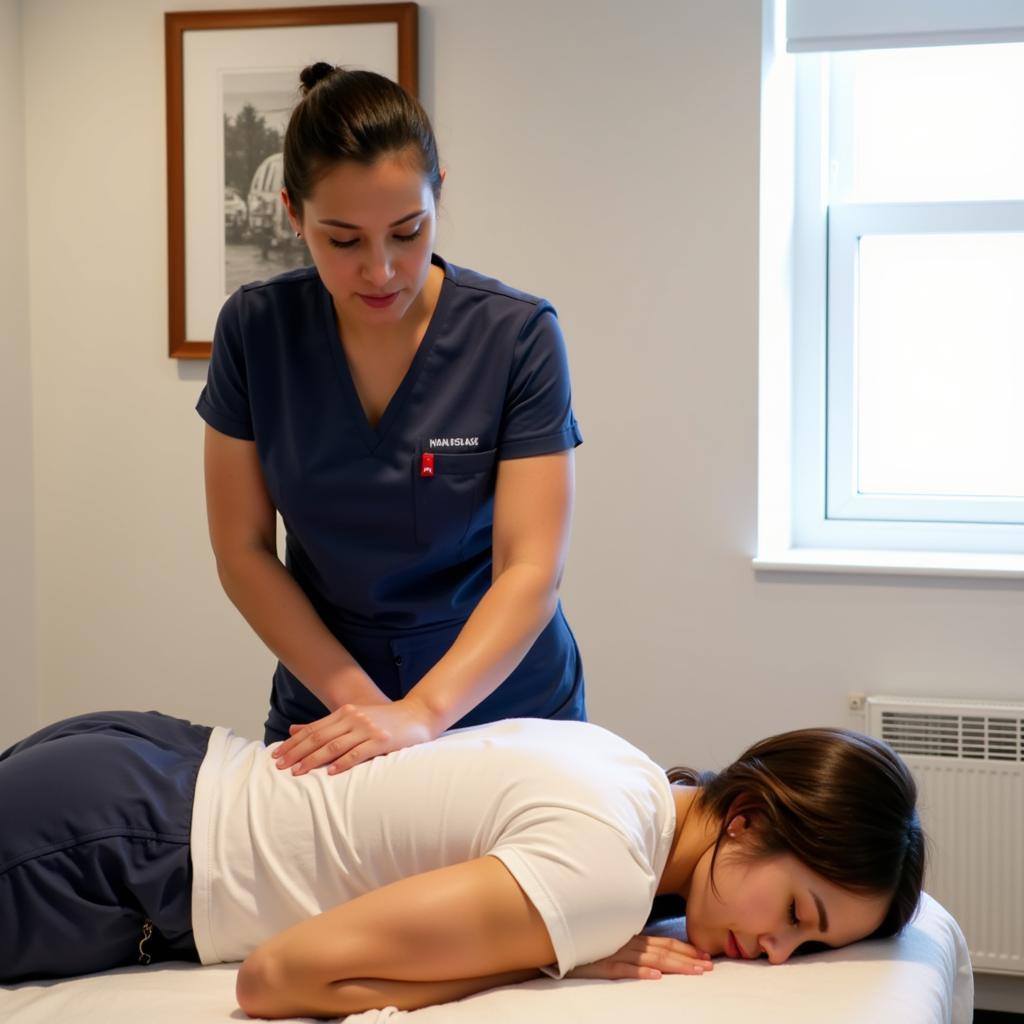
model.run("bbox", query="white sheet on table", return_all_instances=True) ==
[0,893,972,1024]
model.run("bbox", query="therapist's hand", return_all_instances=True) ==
[566,935,713,980]
[272,698,439,776]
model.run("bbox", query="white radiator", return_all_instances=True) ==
[866,695,1024,976]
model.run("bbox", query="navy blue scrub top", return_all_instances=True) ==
[197,255,586,739]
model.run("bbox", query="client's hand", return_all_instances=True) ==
[567,935,713,980]
[272,698,438,776]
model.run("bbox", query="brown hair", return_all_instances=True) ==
[283,63,442,218]
[669,728,924,939]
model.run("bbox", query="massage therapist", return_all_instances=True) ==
[198,64,585,774]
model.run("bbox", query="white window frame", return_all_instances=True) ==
[755,2,1024,577]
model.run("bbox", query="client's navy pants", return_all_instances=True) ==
[0,711,211,984]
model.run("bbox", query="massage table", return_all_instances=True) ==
[2,893,972,1023]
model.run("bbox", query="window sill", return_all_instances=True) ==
[753,548,1024,579]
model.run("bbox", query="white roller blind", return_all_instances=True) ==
[787,0,1024,52]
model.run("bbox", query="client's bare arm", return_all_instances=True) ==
[235,856,553,1018]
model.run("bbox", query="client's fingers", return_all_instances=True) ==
[565,934,713,981]
[569,954,709,980]
[624,936,713,975]
[634,948,713,974]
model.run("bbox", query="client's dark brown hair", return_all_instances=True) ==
[668,728,924,939]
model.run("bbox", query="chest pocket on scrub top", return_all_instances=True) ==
[414,448,497,547]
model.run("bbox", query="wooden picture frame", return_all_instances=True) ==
[164,4,418,358]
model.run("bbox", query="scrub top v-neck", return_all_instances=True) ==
[325,267,448,454]
[198,254,585,740]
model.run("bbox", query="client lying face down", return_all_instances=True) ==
[0,713,922,1018]
[660,727,923,967]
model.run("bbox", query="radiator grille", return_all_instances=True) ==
[879,710,1023,761]
[867,696,1024,977]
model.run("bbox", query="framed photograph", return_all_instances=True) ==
[165,4,418,359]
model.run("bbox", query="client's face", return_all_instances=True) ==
[684,844,889,964]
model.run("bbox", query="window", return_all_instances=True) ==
[757,2,1024,574]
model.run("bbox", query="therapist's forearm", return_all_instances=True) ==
[214,547,385,709]
[403,563,561,731]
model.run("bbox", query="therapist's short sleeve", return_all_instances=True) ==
[497,305,583,460]
[196,290,255,441]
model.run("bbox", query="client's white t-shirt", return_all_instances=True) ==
[189,718,676,976]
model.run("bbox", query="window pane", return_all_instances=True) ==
[856,233,1024,498]
[838,44,1024,202]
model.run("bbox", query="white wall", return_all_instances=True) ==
[0,0,37,749]
[20,0,274,737]
[18,0,1024,769]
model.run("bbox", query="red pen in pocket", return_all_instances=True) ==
[420,452,435,478]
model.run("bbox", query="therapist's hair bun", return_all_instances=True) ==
[284,65,442,214]
[299,62,337,95]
